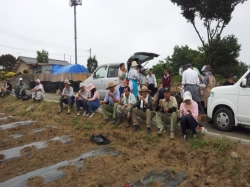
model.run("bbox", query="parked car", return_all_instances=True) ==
[207,69,250,131]
[83,52,159,99]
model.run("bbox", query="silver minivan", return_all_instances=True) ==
[83,52,159,99]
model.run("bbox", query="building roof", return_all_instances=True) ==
[12,56,70,71]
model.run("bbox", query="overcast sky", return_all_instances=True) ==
[0,0,249,69]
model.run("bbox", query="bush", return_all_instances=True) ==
[5,72,15,78]
[23,70,29,74]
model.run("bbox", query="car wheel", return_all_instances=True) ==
[213,108,234,131]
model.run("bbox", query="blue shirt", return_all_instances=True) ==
[104,89,120,105]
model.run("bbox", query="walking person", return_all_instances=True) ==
[155,87,178,139]
[75,82,89,116]
[101,81,120,124]
[118,63,127,96]
[179,91,199,143]
[83,83,100,118]
[181,64,199,102]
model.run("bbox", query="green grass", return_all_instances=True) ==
[71,117,80,126]
[74,125,82,130]
[20,110,28,116]
[83,121,94,130]
[8,107,15,112]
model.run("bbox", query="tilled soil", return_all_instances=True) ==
[0,96,250,187]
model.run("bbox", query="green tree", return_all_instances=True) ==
[152,60,173,79]
[36,49,49,63]
[170,0,248,65]
[87,55,98,73]
[199,34,248,77]
[0,54,16,71]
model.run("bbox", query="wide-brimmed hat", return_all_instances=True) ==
[201,65,212,72]
[139,86,151,94]
[35,79,40,83]
[19,78,23,81]
[79,82,85,88]
[64,79,71,85]
[106,81,117,90]
[183,91,192,101]
[131,61,138,67]
[88,83,95,91]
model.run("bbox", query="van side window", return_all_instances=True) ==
[94,66,107,79]
[108,66,119,78]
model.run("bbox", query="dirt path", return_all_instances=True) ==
[0,96,250,186]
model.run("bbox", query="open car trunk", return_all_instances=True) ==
[127,52,159,70]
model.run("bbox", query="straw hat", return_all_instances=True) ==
[131,61,138,67]
[79,82,85,88]
[183,91,192,101]
[64,79,71,85]
[139,86,151,94]
[88,83,95,91]
[106,81,117,90]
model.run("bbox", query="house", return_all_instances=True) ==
[12,56,70,74]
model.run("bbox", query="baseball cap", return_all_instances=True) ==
[19,78,23,81]
[163,87,171,92]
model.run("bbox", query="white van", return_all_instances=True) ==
[83,52,159,99]
[207,69,250,131]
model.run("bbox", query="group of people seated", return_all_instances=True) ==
[57,78,199,143]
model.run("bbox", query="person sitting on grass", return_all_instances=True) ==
[127,86,153,135]
[116,86,136,127]
[57,79,75,115]
[75,82,89,116]
[83,83,100,118]
[31,79,45,102]
[101,81,120,124]
[0,78,12,98]
[155,87,178,139]
[179,91,198,143]
[15,78,26,99]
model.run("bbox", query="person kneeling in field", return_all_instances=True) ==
[31,79,45,102]
[0,78,12,98]
[155,87,178,139]
[75,82,89,116]
[101,81,120,124]
[128,86,153,135]
[57,79,75,115]
[83,83,100,118]
[180,91,198,143]
[116,86,136,127]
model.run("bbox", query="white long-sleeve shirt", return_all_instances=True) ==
[146,74,157,85]
[182,68,199,86]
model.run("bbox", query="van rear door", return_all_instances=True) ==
[237,72,250,124]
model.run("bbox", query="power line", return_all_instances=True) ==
[0,27,88,53]
[0,44,88,58]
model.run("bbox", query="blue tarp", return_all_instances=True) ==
[51,64,89,74]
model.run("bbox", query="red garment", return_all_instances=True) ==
[161,74,172,88]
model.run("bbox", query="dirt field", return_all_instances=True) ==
[0,96,250,187]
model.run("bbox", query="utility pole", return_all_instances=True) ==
[70,0,82,64]
[86,48,91,58]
